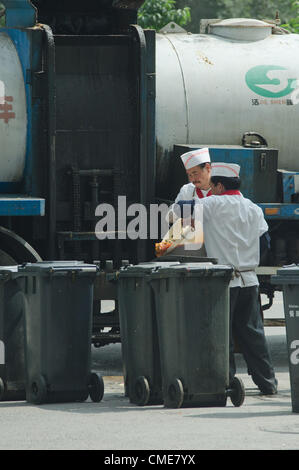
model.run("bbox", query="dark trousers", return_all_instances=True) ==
[229,285,277,392]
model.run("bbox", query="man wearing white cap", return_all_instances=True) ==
[177,162,277,395]
[179,147,212,198]
[167,148,212,223]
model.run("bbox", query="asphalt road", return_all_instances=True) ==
[0,293,298,452]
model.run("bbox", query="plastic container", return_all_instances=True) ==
[0,266,26,401]
[272,266,299,412]
[117,262,179,405]
[151,263,245,408]
[18,261,104,404]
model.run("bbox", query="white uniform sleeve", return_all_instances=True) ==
[166,184,196,224]
[174,184,195,203]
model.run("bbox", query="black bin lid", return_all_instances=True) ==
[0,265,19,279]
[272,264,299,284]
[151,262,233,277]
[0,265,18,273]
[18,261,97,274]
[277,265,299,275]
[119,261,180,275]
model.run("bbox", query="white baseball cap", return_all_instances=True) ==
[180,148,211,170]
[211,162,240,178]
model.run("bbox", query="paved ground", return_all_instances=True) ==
[0,293,298,452]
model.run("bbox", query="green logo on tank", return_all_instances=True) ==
[245,65,297,98]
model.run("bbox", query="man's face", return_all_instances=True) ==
[186,164,211,189]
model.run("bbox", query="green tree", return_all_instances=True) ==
[219,0,295,23]
[137,0,191,30]
[0,2,4,27]
[281,0,299,32]
[176,0,296,33]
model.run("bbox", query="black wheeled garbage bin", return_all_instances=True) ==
[272,267,299,413]
[0,266,26,401]
[117,262,179,406]
[18,261,104,404]
[150,263,245,408]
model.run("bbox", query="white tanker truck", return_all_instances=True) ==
[0,7,297,335]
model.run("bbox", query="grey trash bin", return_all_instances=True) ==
[0,266,26,401]
[150,263,245,408]
[117,262,179,405]
[272,266,299,412]
[18,261,104,404]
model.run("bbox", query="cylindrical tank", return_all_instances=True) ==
[0,32,27,188]
[156,19,299,195]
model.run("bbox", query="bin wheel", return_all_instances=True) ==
[30,375,47,405]
[88,372,104,403]
[0,377,5,401]
[229,377,245,407]
[77,390,89,402]
[134,376,150,406]
[165,378,184,409]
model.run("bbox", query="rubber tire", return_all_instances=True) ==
[165,378,184,409]
[77,390,89,402]
[134,376,150,406]
[30,375,47,405]
[230,376,245,407]
[0,377,5,401]
[88,372,104,403]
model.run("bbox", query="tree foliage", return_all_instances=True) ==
[281,0,299,32]
[138,0,191,30]
[176,0,297,32]
[0,2,4,27]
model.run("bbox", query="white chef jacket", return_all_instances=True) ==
[194,192,268,288]
[175,183,211,202]
[166,183,211,223]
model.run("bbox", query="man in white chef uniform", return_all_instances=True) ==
[175,148,212,198]
[166,147,212,241]
[175,162,278,395]
[173,147,212,205]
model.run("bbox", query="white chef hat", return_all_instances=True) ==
[211,162,240,178]
[180,147,211,170]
